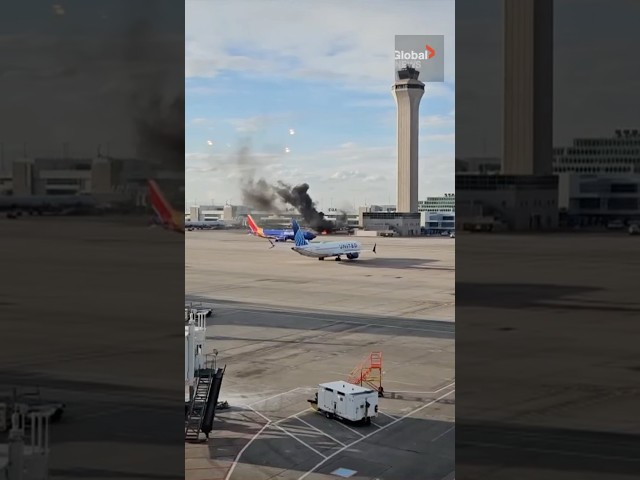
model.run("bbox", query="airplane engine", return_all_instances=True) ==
[346,253,359,260]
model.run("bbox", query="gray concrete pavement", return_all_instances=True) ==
[0,217,184,480]
[456,233,640,479]
[185,230,455,480]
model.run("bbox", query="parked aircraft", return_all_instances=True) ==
[290,219,375,261]
[148,180,184,234]
[246,214,316,246]
[0,194,104,217]
[185,219,225,230]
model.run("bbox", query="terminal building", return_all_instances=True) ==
[457,175,559,231]
[1,155,182,210]
[553,130,640,225]
[553,129,640,175]
[418,194,455,234]
[558,174,640,226]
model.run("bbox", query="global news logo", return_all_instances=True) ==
[395,44,435,69]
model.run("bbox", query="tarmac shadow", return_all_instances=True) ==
[337,257,443,270]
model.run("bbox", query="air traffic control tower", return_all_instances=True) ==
[392,65,425,213]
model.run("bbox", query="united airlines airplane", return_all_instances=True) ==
[290,219,376,261]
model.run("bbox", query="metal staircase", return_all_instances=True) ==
[184,371,213,442]
[348,351,383,392]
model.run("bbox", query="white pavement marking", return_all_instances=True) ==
[332,420,365,438]
[245,405,326,459]
[246,387,302,407]
[377,411,395,421]
[294,416,347,447]
[274,408,314,425]
[431,425,455,442]
[269,422,327,459]
[298,387,455,480]
[224,422,271,480]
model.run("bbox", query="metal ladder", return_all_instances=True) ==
[184,370,213,441]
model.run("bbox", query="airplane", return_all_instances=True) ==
[148,180,184,234]
[290,218,376,261]
[185,219,225,230]
[246,214,316,247]
[0,193,104,217]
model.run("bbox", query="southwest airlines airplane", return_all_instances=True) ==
[148,180,184,234]
[246,214,316,245]
[290,219,376,261]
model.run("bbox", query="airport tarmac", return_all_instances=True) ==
[185,231,455,480]
[456,233,640,479]
[0,217,184,480]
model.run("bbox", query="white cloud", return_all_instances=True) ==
[185,0,455,93]
[186,141,453,208]
[421,133,455,143]
[330,169,364,180]
[420,114,455,128]
[346,99,395,108]
[226,113,293,133]
[191,117,211,125]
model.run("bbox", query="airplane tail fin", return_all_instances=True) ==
[148,180,175,227]
[291,218,300,234]
[294,226,309,246]
[246,214,259,233]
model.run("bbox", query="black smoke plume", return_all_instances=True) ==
[236,144,340,232]
[124,18,184,173]
[275,182,336,232]
[242,178,279,211]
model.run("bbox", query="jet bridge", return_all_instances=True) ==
[0,405,51,480]
[185,311,208,404]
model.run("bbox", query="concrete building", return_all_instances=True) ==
[418,194,455,233]
[11,159,34,195]
[455,157,501,174]
[362,212,422,236]
[503,0,553,175]
[7,157,113,196]
[457,175,558,231]
[392,65,425,213]
[418,194,455,214]
[558,174,640,225]
[422,212,456,235]
[358,204,396,229]
[553,130,640,175]
[323,208,359,229]
[189,204,251,222]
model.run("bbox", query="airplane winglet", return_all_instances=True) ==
[373,243,377,254]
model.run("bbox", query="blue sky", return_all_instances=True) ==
[185,0,455,211]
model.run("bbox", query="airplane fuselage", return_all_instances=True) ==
[186,221,224,230]
[292,240,362,260]
[253,228,316,242]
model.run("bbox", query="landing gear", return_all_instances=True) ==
[335,256,341,262]
[318,257,325,261]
